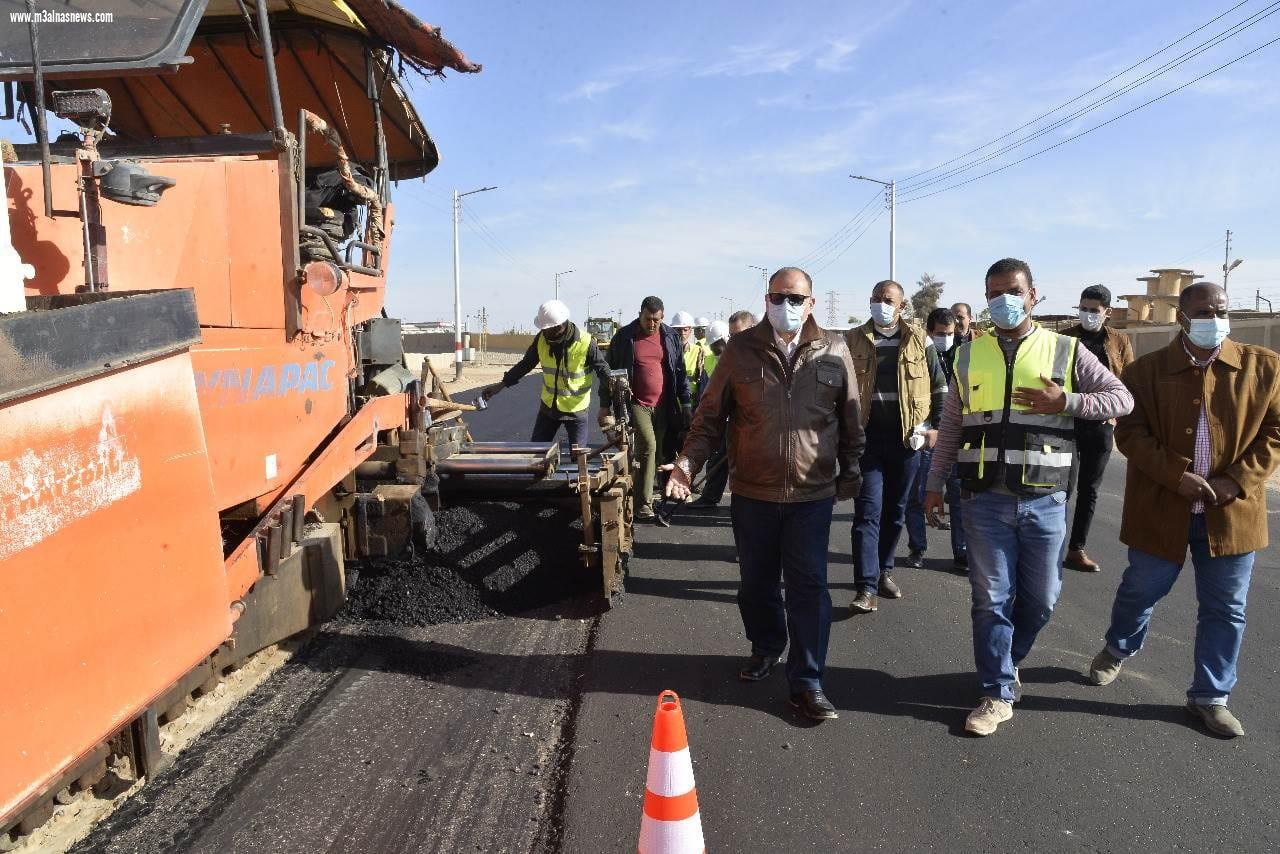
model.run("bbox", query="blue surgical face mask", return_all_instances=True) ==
[1186,316,1229,349]
[931,334,954,351]
[766,299,805,333]
[868,302,897,327]
[988,293,1027,330]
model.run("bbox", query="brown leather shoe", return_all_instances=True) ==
[849,590,879,614]
[1065,548,1100,572]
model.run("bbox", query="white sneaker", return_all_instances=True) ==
[965,697,1013,736]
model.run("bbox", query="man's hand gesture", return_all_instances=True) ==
[1012,374,1066,414]
[923,490,948,528]
[661,460,692,500]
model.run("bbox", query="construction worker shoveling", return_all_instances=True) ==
[481,299,615,445]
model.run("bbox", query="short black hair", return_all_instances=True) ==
[640,296,664,314]
[872,279,905,299]
[1079,284,1112,307]
[768,266,813,292]
[926,307,956,333]
[728,310,757,326]
[985,258,1033,289]
[1179,281,1225,309]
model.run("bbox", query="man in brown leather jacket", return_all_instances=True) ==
[665,267,864,721]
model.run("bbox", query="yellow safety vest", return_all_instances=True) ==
[954,324,1078,494]
[683,340,708,388]
[704,347,719,377]
[538,328,592,413]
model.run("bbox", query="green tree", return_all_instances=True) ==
[910,273,946,320]
[847,314,863,326]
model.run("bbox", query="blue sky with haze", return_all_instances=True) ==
[388,0,1279,331]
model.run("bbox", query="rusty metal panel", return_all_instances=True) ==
[0,351,228,827]
[8,160,236,325]
[226,158,289,330]
[192,327,350,510]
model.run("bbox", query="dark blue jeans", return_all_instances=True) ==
[906,450,968,560]
[852,429,921,591]
[530,410,588,446]
[731,494,835,693]
[1105,515,1255,705]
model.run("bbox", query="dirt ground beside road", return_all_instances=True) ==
[404,352,527,399]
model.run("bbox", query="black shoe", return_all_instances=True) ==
[689,497,719,509]
[790,689,838,720]
[739,655,780,682]
[905,551,924,569]
[953,555,969,573]
[878,572,903,599]
[937,520,952,531]
[849,590,879,613]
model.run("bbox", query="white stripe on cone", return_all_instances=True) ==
[645,747,695,797]
[639,813,704,853]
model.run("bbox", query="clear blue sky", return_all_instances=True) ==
[3,2,1275,330]
[389,0,1280,331]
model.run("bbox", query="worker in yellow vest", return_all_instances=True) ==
[671,311,712,397]
[923,258,1133,737]
[481,299,614,446]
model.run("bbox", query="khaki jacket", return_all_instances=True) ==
[845,320,931,444]
[1116,336,1280,561]
[1061,323,1135,377]
[680,316,865,503]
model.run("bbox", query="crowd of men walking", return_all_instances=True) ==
[482,257,1280,738]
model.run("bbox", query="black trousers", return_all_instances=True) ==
[1068,421,1114,550]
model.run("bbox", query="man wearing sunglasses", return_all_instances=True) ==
[664,267,864,721]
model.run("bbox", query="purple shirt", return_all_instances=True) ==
[926,330,1134,492]
[1182,338,1220,514]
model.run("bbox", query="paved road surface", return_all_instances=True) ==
[561,430,1280,851]
[72,378,1279,852]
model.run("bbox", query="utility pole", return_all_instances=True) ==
[850,174,895,281]
[554,269,574,301]
[825,290,840,327]
[721,295,734,318]
[748,264,768,290]
[453,185,497,381]
[587,292,599,318]
[1222,229,1242,292]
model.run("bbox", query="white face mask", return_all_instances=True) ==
[1079,310,1105,332]
[868,302,897,328]
[931,334,954,351]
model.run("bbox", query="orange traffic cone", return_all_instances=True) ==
[639,690,705,853]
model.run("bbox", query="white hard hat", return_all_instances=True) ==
[671,310,695,329]
[535,299,571,330]
[695,316,710,328]
[706,320,730,345]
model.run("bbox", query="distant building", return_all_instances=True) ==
[1118,268,1202,326]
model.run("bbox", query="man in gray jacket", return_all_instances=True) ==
[665,267,864,721]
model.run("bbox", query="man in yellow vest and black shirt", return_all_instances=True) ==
[672,310,712,399]
[481,299,614,446]
[923,258,1133,736]
[846,280,947,613]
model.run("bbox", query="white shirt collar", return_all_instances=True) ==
[773,330,799,359]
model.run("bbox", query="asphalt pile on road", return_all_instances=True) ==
[342,499,591,627]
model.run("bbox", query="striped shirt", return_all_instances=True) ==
[1182,338,1220,514]
[867,327,947,437]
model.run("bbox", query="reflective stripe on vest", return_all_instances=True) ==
[954,325,1078,494]
[538,328,592,413]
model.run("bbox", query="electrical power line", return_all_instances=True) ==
[898,1,1280,197]
[897,32,1280,205]
[899,0,1254,185]
[794,189,883,268]
[812,209,885,274]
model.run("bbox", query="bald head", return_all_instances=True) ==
[1179,282,1227,310]
[768,266,813,294]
